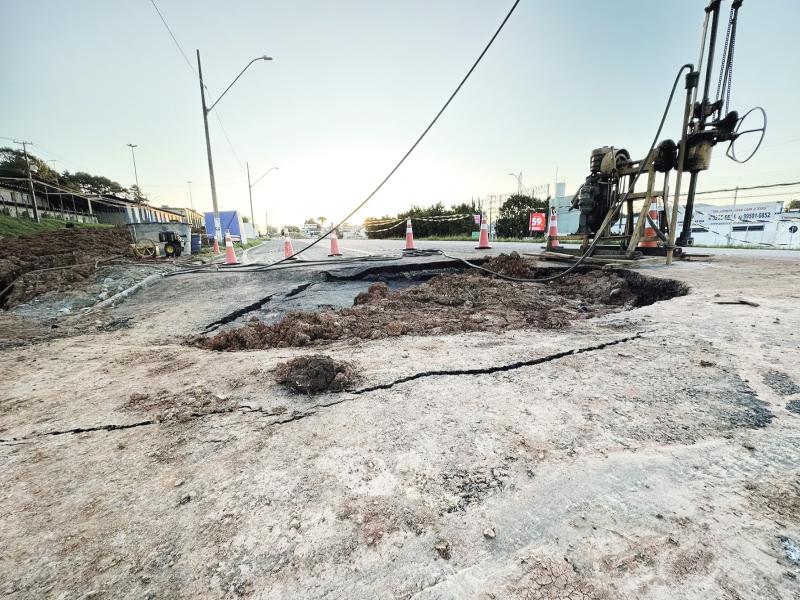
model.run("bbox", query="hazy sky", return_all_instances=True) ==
[2,0,798,228]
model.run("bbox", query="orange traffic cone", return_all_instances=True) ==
[328,231,342,257]
[404,218,415,251]
[224,231,238,264]
[639,200,659,248]
[475,220,491,249]
[547,207,560,249]
[283,234,295,259]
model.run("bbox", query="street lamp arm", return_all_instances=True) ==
[251,166,279,188]
[206,55,273,114]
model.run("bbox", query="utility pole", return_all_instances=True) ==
[247,164,279,239]
[247,162,255,234]
[47,160,64,219]
[195,49,273,253]
[196,49,221,253]
[186,180,194,211]
[727,185,739,246]
[127,143,140,194]
[14,140,40,222]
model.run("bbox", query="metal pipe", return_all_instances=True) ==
[700,1,722,128]
[667,70,697,262]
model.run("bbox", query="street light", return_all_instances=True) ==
[127,144,140,198]
[196,50,273,253]
[247,163,279,235]
[186,180,194,211]
[509,171,525,196]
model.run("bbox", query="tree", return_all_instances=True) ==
[0,146,61,186]
[494,194,548,238]
[241,215,250,223]
[787,199,800,210]
[364,201,478,239]
[318,216,327,229]
[127,184,147,203]
[60,171,128,197]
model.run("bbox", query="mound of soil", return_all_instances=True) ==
[274,354,359,394]
[482,252,535,278]
[197,256,688,351]
[0,227,133,308]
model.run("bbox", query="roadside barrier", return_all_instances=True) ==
[328,231,342,257]
[547,207,560,248]
[639,200,659,248]
[224,231,238,264]
[284,234,295,259]
[404,218,415,251]
[475,221,491,249]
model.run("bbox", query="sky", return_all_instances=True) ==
[2,0,799,229]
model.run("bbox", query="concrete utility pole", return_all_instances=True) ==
[47,160,65,218]
[186,180,194,211]
[247,163,279,236]
[127,143,140,193]
[196,49,273,252]
[14,140,40,222]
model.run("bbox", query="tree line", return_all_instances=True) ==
[364,202,478,239]
[364,194,549,239]
[0,146,147,202]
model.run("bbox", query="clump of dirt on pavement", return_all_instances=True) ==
[197,254,688,351]
[0,226,133,308]
[482,252,537,278]
[274,354,359,394]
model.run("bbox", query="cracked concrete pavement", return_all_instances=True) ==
[1,240,799,599]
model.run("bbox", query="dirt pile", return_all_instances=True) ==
[197,256,687,351]
[0,227,133,308]
[482,251,536,278]
[274,354,359,393]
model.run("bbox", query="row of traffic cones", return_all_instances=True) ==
[404,218,491,251]
[545,201,660,250]
[279,231,342,260]
[272,203,658,261]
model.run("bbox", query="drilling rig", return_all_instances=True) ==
[550,0,765,263]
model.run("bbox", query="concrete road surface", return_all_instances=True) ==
[1,240,799,599]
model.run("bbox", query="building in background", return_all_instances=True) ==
[0,181,203,229]
[159,206,205,229]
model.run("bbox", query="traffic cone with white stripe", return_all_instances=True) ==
[639,200,659,248]
[283,234,295,259]
[475,219,491,249]
[328,231,342,257]
[404,218,415,251]
[224,231,238,264]
[547,207,560,249]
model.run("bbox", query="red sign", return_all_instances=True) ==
[529,212,546,232]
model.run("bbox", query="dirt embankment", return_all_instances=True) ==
[0,227,133,308]
[198,254,688,351]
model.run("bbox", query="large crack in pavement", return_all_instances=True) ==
[201,281,319,333]
[0,333,642,444]
[203,294,274,333]
[350,332,643,394]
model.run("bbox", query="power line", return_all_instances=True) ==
[149,0,197,78]
[690,180,800,195]
[260,0,523,267]
[147,0,246,175]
